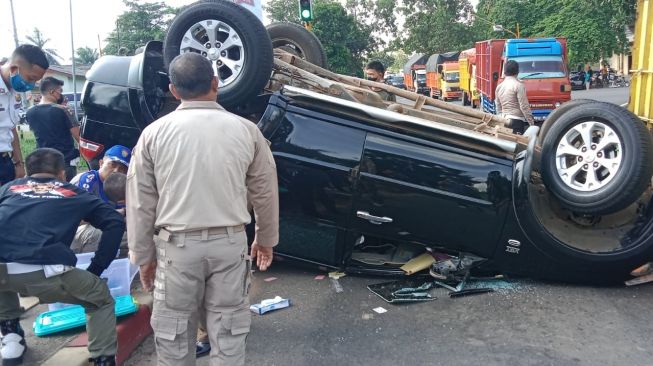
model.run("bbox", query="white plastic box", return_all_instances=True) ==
[48,253,139,311]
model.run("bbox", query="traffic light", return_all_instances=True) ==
[299,0,313,22]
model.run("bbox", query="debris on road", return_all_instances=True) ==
[331,278,344,293]
[400,253,436,275]
[328,271,346,280]
[368,279,436,303]
[625,262,653,286]
[372,307,387,314]
[449,288,495,298]
[250,296,291,315]
[314,275,326,280]
[264,277,278,282]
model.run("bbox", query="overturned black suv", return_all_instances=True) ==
[79,1,653,284]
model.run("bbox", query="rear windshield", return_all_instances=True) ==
[416,73,426,81]
[511,56,566,79]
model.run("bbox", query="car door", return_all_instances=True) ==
[267,107,366,266]
[350,132,513,258]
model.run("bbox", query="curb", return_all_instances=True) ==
[41,291,153,366]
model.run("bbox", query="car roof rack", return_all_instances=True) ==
[266,50,530,151]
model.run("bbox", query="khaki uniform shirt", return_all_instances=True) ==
[495,76,535,125]
[126,101,279,265]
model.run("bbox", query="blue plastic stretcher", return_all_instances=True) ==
[33,295,138,337]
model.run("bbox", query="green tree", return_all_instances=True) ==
[267,0,373,75]
[366,50,396,72]
[345,0,398,49]
[475,0,637,66]
[389,50,409,73]
[74,47,99,65]
[25,28,62,66]
[104,0,178,56]
[399,0,477,55]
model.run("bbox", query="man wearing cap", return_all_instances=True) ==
[69,145,131,254]
[71,145,131,207]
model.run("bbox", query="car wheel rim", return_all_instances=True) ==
[179,20,245,88]
[555,120,623,192]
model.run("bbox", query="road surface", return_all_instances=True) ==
[125,264,653,366]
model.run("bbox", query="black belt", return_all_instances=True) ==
[0,152,11,159]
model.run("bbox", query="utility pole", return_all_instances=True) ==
[9,0,19,48]
[69,0,79,120]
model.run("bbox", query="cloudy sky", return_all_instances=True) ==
[1,0,479,63]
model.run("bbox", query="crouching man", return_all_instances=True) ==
[0,148,125,366]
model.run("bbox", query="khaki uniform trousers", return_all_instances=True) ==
[151,226,252,366]
[0,266,117,358]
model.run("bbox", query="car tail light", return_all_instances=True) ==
[79,138,104,161]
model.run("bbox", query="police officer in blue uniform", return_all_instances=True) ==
[71,145,131,207]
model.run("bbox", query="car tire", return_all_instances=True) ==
[541,102,653,215]
[163,0,273,108]
[537,99,597,146]
[266,22,327,68]
[462,92,470,106]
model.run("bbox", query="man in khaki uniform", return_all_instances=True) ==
[495,60,535,135]
[126,53,279,366]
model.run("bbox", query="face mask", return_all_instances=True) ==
[10,73,35,92]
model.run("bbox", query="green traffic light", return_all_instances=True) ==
[301,9,311,19]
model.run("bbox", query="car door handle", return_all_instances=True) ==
[357,211,393,225]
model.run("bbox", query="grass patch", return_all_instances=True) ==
[18,127,89,172]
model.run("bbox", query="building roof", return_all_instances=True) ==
[46,64,91,78]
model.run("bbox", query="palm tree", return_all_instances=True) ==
[74,47,99,65]
[25,28,62,66]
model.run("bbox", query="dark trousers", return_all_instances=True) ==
[0,154,15,186]
[509,119,529,135]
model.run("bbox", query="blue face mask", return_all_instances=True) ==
[10,73,35,92]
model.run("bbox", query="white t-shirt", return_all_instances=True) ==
[0,76,18,153]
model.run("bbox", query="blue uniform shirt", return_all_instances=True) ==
[76,170,108,203]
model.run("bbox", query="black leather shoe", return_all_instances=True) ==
[196,341,211,358]
[88,355,116,366]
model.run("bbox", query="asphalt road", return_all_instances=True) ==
[122,85,646,366]
[570,86,629,105]
[124,263,653,366]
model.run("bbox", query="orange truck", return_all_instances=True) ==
[425,52,461,101]
[403,54,429,95]
[459,48,479,108]
[475,38,571,122]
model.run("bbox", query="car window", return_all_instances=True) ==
[361,134,508,202]
[270,111,366,168]
[83,83,138,128]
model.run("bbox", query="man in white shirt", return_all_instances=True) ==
[0,45,49,185]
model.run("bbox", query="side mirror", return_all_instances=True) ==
[493,72,499,82]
